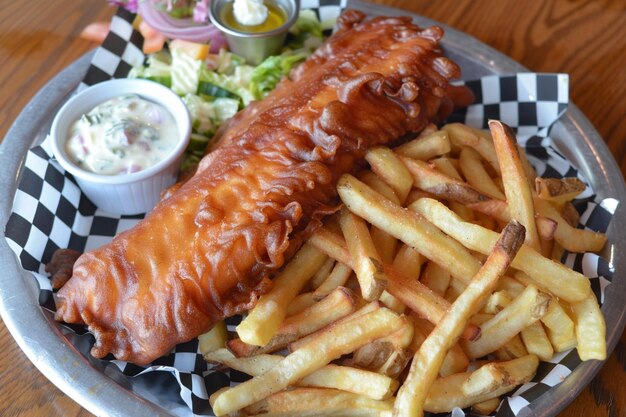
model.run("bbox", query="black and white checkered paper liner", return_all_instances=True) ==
[3,6,618,417]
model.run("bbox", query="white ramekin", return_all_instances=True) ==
[49,79,191,215]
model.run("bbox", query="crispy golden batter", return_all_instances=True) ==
[55,11,473,365]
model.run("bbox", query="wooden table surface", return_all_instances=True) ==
[0,0,624,416]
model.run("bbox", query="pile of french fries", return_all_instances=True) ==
[202,120,608,417]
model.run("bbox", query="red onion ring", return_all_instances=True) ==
[138,1,227,52]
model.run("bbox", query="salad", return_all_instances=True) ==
[110,2,326,172]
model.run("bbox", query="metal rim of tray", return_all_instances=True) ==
[1,2,624,416]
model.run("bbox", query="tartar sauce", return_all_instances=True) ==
[233,0,268,26]
[65,95,178,175]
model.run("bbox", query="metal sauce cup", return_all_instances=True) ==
[209,0,299,65]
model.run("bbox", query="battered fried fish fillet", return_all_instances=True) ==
[55,10,473,365]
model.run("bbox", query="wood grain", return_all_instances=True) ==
[0,0,624,416]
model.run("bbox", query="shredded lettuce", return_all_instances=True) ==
[199,65,256,105]
[183,94,239,136]
[128,51,172,86]
[128,9,327,172]
[180,94,239,172]
[214,48,247,75]
[171,48,203,95]
[250,53,306,100]
[287,9,323,49]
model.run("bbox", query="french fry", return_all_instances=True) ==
[494,334,528,360]
[472,398,501,415]
[449,201,475,222]
[358,170,401,264]
[298,368,398,402]
[423,372,472,413]
[351,337,399,372]
[377,348,412,380]
[467,125,494,141]
[533,196,607,253]
[379,291,406,314]
[482,290,512,314]
[429,156,463,181]
[489,120,541,251]
[352,315,414,378]
[379,245,424,314]
[539,228,555,258]
[385,265,448,322]
[228,287,357,357]
[417,123,439,138]
[517,143,538,183]
[380,314,415,350]
[394,220,525,417]
[198,321,227,355]
[562,201,581,227]
[210,307,403,415]
[521,321,554,361]
[420,261,451,296]
[424,355,539,413]
[236,244,327,346]
[373,228,399,264]
[467,198,509,221]
[309,257,337,289]
[309,227,352,266]
[551,242,565,262]
[372,227,399,265]
[538,295,578,352]
[571,293,606,360]
[289,302,382,352]
[337,174,482,284]
[444,278,464,303]
[461,354,539,397]
[469,313,494,326]
[286,292,316,317]
[243,388,394,417]
[358,170,402,204]
[475,211,499,230]
[205,348,273,372]
[405,189,438,206]
[410,198,592,302]
[535,177,586,205]
[463,284,550,359]
[459,147,505,200]
[385,266,480,341]
[411,318,470,377]
[494,275,526,297]
[443,123,501,175]
[365,147,413,203]
[313,262,353,300]
[469,195,606,253]
[392,244,424,280]
[394,130,451,161]
[535,215,558,241]
[205,349,398,400]
[400,156,491,204]
[339,207,388,301]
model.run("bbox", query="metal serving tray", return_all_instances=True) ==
[1,1,625,416]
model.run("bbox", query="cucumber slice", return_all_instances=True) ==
[142,75,172,88]
[187,133,211,152]
[197,81,240,100]
[128,65,172,88]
